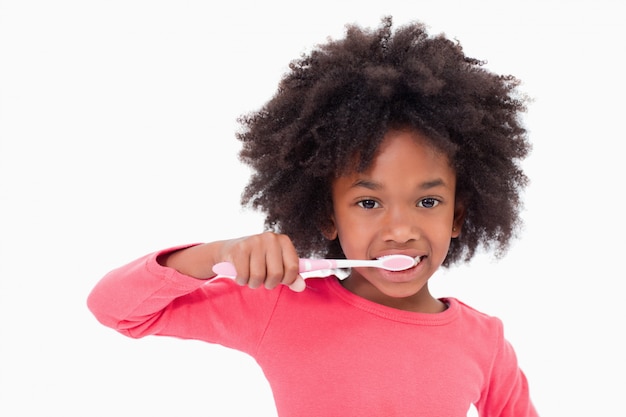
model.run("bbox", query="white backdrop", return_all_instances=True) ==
[1,1,624,415]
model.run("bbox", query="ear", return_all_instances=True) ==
[321,215,338,240]
[451,200,467,238]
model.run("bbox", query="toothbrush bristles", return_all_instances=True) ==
[378,254,419,271]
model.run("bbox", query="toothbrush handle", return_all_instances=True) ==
[298,258,338,272]
[212,258,339,277]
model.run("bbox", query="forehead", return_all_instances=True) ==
[333,128,457,193]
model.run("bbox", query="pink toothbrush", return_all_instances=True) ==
[212,254,419,278]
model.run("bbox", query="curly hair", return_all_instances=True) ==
[237,16,530,266]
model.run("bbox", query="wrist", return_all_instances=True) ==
[158,243,217,279]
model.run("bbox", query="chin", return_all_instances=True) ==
[377,282,428,300]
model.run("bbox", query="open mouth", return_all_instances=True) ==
[375,254,423,272]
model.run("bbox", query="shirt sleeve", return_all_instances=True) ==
[476,324,539,417]
[86,245,282,355]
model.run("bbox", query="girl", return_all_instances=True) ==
[88,17,538,416]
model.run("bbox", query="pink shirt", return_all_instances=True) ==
[88,247,538,416]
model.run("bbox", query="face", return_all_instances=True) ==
[327,129,464,312]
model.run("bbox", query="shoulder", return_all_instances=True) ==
[445,298,505,337]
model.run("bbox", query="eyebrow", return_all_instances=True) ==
[351,178,447,190]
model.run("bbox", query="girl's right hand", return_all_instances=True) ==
[162,232,306,292]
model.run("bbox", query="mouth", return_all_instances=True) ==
[375,253,425,268]
[398,255,424,270]
[375,254,420,271]
[375,254,426,283]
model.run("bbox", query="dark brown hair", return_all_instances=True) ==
[237,16,530,266]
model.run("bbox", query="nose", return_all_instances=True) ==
[380,205,420,244]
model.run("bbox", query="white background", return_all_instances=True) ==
[1,1,624,415]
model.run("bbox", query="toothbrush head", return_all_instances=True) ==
[377,254,420,271]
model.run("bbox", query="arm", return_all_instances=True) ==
[477,332,539,417]
[161,233,305,291]
[86,244,210,337]
[87,233,305,343]
[86,243,286,354]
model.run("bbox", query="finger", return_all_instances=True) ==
[247,248,267,289]
[277,234,300,287]
[229,254,250,287]
[264,251,286,290]
[265,234,299,289]
[263,233,298,290]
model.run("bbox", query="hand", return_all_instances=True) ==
[216,232,306,292]
[163,232,306,292]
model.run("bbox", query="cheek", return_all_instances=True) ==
[333,216,371,254]
[430,216,456,251]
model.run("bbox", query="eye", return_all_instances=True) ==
[357,199,380,209]
[418,197,440,209]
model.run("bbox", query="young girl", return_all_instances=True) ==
[88,17,538,416]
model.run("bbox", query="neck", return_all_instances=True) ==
[340,278,447,313]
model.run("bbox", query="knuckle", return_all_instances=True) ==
[247,275,264,289]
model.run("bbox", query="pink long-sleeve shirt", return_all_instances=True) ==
[87,246,538,416]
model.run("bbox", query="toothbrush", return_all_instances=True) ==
[211,254,419,279]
